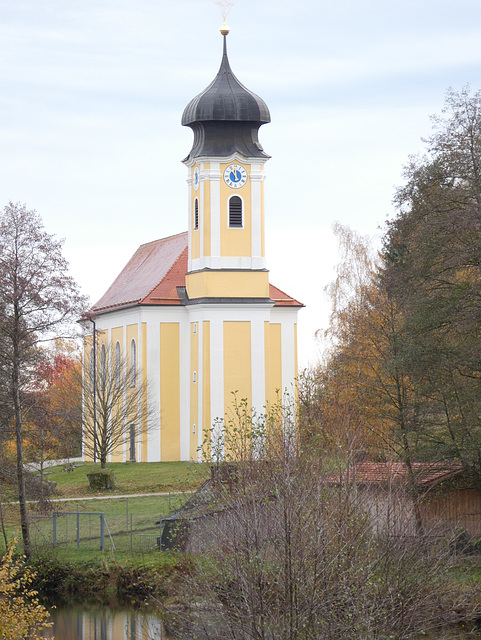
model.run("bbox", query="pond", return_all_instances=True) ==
[39,606,168,640]
[39,605,481,640]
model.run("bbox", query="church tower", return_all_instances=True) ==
[181,26,300,459]
[84,26,302,464]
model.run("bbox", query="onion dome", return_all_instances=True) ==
[182,31,271,162]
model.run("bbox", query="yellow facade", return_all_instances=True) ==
[159,323,181,461]
[141,322,148,461]
[223,320,252,414]
[220,162,252,257]
[202,321,211,457]
[190,322,199,460]
[265,322,282,409]
[186,269,269,299]
[203,173,211,257]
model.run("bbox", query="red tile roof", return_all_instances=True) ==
[326,462,464,487]
[269,284,303,307]
[92,232,189,312]
[91,231,302,312]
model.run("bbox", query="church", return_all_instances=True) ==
[84,25,302,463]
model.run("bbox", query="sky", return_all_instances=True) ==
[1,0,481,367]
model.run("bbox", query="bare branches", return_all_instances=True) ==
[82,341,156,469]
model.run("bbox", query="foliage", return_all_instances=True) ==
[0,540,52,639]
[311,87,481,498]
[1,346,83,468]
[382,86,481,482]
[0,202,87,558]
[28,345,82,461]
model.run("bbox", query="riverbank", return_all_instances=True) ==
[30,549,193,608]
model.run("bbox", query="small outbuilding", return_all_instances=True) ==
[326,462,481,538]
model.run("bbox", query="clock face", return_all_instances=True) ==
[224,164,248,189]
[193,166,200,191]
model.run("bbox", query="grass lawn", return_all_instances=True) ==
[0,461,209,557]
[4,494,191,557]
[40,461,209,498]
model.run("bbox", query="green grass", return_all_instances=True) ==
[0,461,209,559]
[41,461,209,498]
[5,494,191,558]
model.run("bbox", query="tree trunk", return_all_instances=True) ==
[0,493,8,549]
[13,356,31,559]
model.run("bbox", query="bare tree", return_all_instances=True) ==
[0,202,87,559]
[81,340,155,469]
[171,405,479,640]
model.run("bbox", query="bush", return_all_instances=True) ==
[0,540,52,639]
[87,469,117,491]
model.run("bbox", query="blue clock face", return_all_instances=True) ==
[193,166,200,191]
[224,164,247,189]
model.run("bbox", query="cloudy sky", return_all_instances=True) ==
[1,0,481,366]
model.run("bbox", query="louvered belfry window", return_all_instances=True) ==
[194,198,199,230]
[229,196,243,228]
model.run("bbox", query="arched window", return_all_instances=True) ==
[100,344,107,391]
[228,196,243,228]
[194,198,199,230]
[129,423,136,461]
[114,341,121,387]
[130,339,137,388]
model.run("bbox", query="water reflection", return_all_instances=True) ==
[40,607,166,640]
[38,606,481,640]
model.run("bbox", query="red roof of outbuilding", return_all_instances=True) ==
[325,462,464,487]
[91,232,302,313]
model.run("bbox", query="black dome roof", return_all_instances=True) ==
[182,35,270,161]
[182,36,270,126]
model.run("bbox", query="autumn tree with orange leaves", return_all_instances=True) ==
[314,87,481,511]
[26,349,82,465]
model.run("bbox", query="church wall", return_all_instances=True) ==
[250,163,265,263]
[85,303,298,464]
[187,304,271,460]
[159,322,181,461]
[223,320,252,416]
[186,269,269,299]
[271,308,299,403]
[203,166,211,258]
[190,321,199,460]
[219,162,251,258]
[201,321,211,459]
[141,322,148,462]
[264,322,282,409]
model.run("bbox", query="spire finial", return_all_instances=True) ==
[215,0,234,35]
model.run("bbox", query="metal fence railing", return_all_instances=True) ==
[29,510,166,552]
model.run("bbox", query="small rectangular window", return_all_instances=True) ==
[193,371,197,384]
[193,424,196,434]
[193,323,197,334]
